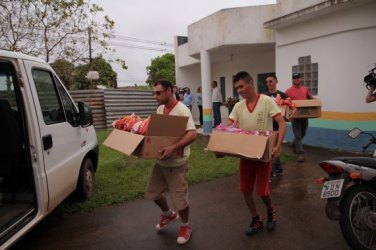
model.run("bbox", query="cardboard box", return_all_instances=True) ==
[103,114,188,159]
[206,131,278,162]
[287,99,322,119]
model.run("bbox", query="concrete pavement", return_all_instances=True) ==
[12,145,353,250]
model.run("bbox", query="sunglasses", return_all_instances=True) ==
[152,90,165,96]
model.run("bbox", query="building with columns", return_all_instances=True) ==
[174,0,376,152]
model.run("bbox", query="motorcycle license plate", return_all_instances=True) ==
[320,179,344,199]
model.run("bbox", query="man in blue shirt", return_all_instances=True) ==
[183,87,194,111]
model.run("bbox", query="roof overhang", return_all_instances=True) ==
[264,0,373,30]
[188,43,275,64]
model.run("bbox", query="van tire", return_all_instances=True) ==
[76,158,95,200]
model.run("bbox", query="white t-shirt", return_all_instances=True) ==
[212,87,222,103]
[156,102,196,167]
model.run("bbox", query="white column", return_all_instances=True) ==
[200,50,212,134]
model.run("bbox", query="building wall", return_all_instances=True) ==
[174,0,376,152]
[175,42,199,68]
[212,49,275,100]
[188,5,276,57]
[274,2,376,152]
[175,64,202,123]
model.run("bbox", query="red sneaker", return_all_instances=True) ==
[177,224,192,245]
[156,211,179,231]
[246,216,263,235]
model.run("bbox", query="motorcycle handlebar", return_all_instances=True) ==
[361,132,376,152]
[362,140,373,152]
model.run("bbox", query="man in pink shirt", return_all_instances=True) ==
[285,73,312,162]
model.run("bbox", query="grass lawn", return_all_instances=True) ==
[59,129,296,215]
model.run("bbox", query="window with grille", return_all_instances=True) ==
[292,56,318,95]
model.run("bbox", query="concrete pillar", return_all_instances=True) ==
[200,50,212,134]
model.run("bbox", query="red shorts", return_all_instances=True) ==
[239,159,272,197]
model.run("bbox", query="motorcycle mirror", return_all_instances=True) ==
[348,127,362,139]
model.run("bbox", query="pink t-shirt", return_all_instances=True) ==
[285,85,312,100]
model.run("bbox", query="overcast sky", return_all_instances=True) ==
[93,0,276,86]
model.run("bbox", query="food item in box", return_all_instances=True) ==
[214,122,272,136]
[138,116,150,135]
[215,122,242,133]
[112,114,150,135]
[131,121,142,134]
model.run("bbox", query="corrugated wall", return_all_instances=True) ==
[103,89,158,128]
[69,89,158,129]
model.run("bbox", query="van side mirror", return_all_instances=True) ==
[78,101,93,127]
[348,127,362,139]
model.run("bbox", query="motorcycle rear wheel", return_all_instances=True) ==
[340,184,376,250]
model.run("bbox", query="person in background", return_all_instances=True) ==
[179,88,185,102]
[183,87,194,111]
[212,81,222,127]
[173,85,180,101]
[285,72,313,163]
[146,79,197,245]
[366,85,376,103]
[197,86,203,126]
[230,71,286,236]
[264,73,287,176]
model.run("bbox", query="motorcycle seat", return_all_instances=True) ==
[333,157,376,170]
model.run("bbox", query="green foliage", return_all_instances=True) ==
[146,53,175,86]
[115,58,128,70]
[72,57,117,89]
[0,0,114,63]
[50,59,75,89]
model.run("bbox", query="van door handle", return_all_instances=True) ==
[42,134,53,150]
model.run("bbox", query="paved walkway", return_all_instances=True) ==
[12,145,352,250]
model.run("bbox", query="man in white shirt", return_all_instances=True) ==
[145,79,197,245]
[211,81,223,127]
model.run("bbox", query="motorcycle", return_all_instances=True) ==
[317,127,376,250]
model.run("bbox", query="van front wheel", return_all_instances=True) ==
[76,158,95,200]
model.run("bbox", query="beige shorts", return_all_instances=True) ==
[145,161,189,211]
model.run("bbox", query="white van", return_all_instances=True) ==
[0,50,98,249]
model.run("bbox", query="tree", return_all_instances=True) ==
[0,0,114,63]
[0,1,38,55]
[50,59,75,90]
[146,53,175,86]
[73,57,117,89]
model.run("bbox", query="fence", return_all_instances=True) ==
[69,89,106,129]
[69,89,158,129]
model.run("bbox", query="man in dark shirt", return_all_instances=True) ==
[264,73,286,176]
